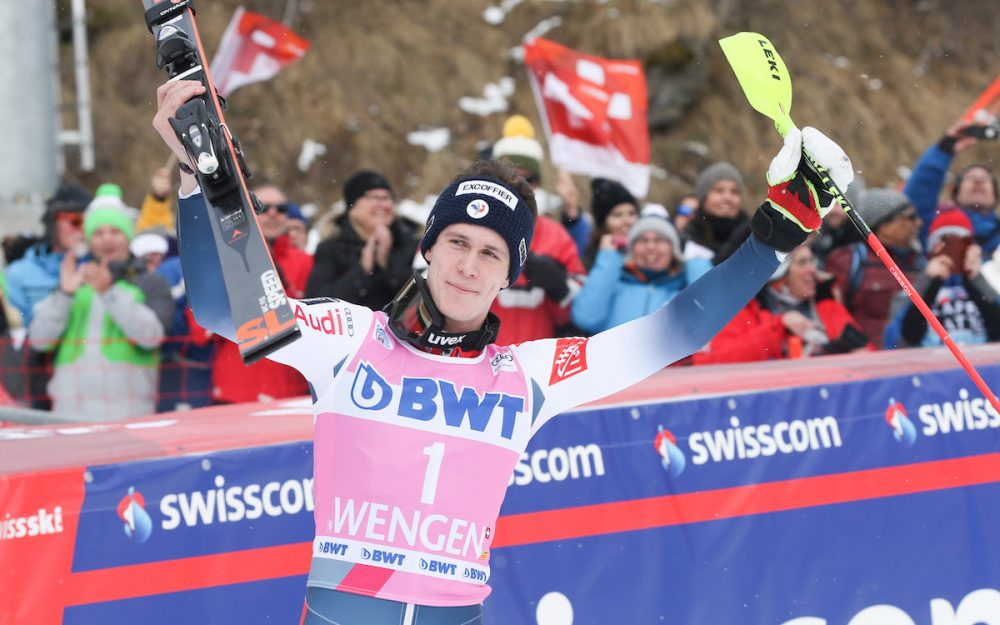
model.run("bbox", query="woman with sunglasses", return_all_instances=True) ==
[823,188,926,348]
[155,77,853,624]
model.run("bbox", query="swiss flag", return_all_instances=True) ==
[523,38,650,197]
[210,8,310,98]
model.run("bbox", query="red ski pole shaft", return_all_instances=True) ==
[805,153,1000,414]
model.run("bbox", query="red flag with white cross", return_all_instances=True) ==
[523,37,650,198]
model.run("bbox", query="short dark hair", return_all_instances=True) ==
[455,159,537,218]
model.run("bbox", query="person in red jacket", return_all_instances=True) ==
[489,117,586,344]
[695,245,870,364]
[197,184,315,404]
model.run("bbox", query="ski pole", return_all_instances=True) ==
[719,31,1000,415]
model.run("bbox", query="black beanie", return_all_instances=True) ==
[44,183,92,217]
[591,178,638,230]
[343,170,394,209]
[43,183,92,245]
[420,176,536,283]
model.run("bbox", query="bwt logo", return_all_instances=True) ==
[654,425,686,478]
[885,397,918,447]
[350,362,525,440]
[117,487,153,544]
[361,547,406,566]
[420,558,458,575]
[463,567,488,582]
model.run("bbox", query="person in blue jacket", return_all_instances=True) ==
[904,118,1000,254]
[572,207,701,334]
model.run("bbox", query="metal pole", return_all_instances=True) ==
[71,0,95,171]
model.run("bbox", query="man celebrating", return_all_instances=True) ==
[905,119,1000,254]
[154,76,852,625]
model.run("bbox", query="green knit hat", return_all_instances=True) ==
[85,207,134,241]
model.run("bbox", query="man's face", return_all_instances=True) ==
[424,223,510,333]
[287,220,308,250]
[630,232,673,272]
[255,186,289,243]
[877,206,922,249]
[702,179,743,218]
[89,226,130,263]
[956,167,997,212]
[349,188,394,234]
[54,212,85,254]
[784,246,817,300]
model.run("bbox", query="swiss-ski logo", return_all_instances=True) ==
[549,337,588,384]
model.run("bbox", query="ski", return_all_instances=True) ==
[142,0,300,364]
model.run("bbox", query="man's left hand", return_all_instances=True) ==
[81,259,113,294]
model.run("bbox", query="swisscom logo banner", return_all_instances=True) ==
[488,367,1000,625]
[73,443,314,571]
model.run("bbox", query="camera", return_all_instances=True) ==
[934,234,972,271]
[959,124,1000,141]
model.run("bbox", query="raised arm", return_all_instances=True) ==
[515,127,856,430]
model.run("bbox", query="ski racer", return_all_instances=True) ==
[153,78,853,625]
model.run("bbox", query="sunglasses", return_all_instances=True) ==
[56,213,84,227]
[262,202,289,214]
[897,211,920,222]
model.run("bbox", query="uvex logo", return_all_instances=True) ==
[426,332,464,347]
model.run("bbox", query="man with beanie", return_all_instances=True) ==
[306,169,419,310]
[28,204,172,420]
[573,206,699,334]
[286,204,310,251]
[824,188,925,348]
[490,115,587,344]
[905,118,1000,254]
[5,183,91,326]
[5,183,92,409]
[156,75,853,624]
[684,162,750,264]
[884,209,1000,348]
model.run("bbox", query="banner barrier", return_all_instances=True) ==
[2,347,999,624]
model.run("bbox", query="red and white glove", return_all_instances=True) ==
[752,127,854,251]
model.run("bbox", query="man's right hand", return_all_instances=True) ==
[152,80,205,193]
[944,119,981,154]
[925,254,953,279]
[781,310,814,337]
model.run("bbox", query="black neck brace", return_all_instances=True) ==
[384,273,500,353]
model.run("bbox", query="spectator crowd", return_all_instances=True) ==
[2,112,999,420]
